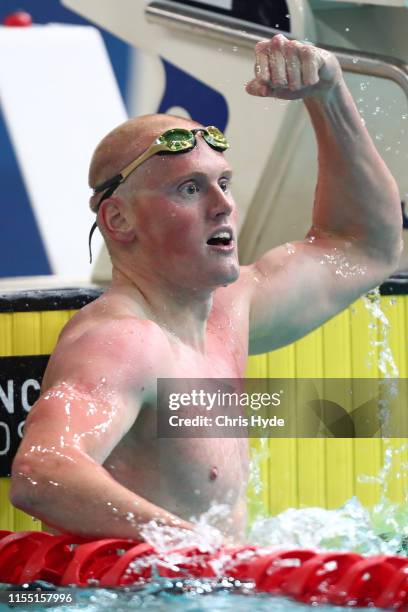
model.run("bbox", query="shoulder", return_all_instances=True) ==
[59,290,166,352]
[43,303,165,394]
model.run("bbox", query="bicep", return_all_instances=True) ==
[248,238,385,354]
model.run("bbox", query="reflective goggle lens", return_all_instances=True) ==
[157,126,229,153]
[157,128,195,151]
[205,126,229,150]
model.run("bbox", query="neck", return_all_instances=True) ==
[109,265,214,352]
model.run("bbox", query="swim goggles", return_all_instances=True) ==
[88,126,229,263]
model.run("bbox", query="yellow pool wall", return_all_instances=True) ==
[1,295,407,532]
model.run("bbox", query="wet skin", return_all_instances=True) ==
[10,36,402,542]
[95,144,250,538]
[13,141,252,541]
[41,285,251,539]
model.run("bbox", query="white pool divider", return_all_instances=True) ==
[0,24,127,280]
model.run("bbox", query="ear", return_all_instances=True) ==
[99,196,136,243]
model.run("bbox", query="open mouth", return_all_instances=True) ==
[206,229,234,249]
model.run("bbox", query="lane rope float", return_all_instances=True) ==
[1,531,407,608]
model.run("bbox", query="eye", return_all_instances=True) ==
[179,181,200,196]
[219,177,231,192]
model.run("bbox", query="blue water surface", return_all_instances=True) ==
[0,579,382,612]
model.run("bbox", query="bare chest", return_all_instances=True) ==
[105,312,250,518]
[165,311,249,380]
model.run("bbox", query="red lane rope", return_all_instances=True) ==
[1,531,408,608]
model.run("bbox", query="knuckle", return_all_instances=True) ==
[272,33,286,48]
[299,45,313,58]
[320,49,332,62]
[255,40,269,51]
[286,41,300,57]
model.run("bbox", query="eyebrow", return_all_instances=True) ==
[172,169,234,184]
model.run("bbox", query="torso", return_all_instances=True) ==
[44,280,251,539]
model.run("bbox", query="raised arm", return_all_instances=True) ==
[244,35,402,354]
[10,320,193,539]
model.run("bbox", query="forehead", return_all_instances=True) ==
[134,137,232,189]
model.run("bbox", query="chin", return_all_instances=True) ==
[213,262,240,287]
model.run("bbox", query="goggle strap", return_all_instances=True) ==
[94,173,123,194]
[88,183,118,263]
[93,128,228,194]
[120,143,168,181]
[88,221,98,264]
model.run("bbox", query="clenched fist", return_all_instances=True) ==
[246,34,343,100]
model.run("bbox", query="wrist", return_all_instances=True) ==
[304,77,345,106]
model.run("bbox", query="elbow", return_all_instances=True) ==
[380,199,404,270]
[365,226,403,283]
[379,234,403,277]
[358,190,403,276]
[9,458,49,514]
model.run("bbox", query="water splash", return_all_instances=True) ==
[360,288,408,535]
[248,497,405,556]
[363,287,399,377]
[243,288,405,561]
[139,504,229,554]
[248,438,269,497]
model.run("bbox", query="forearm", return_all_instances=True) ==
[304,80,402,263]
[10,449,193,540]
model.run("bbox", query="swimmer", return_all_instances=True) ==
[10,35,401,543]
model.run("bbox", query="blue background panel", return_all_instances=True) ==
[0,1,229,278]
[0,108,51,276]
[0,0,130,278]
[159,60,229,132]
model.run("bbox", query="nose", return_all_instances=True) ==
[207,185,235,219]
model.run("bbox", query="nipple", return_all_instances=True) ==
[209,466,218,481]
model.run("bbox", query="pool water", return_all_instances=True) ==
[0,579,383,612]
[0,498,405,611]
[0,501,404,611]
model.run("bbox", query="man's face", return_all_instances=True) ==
[127,136,239,290]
